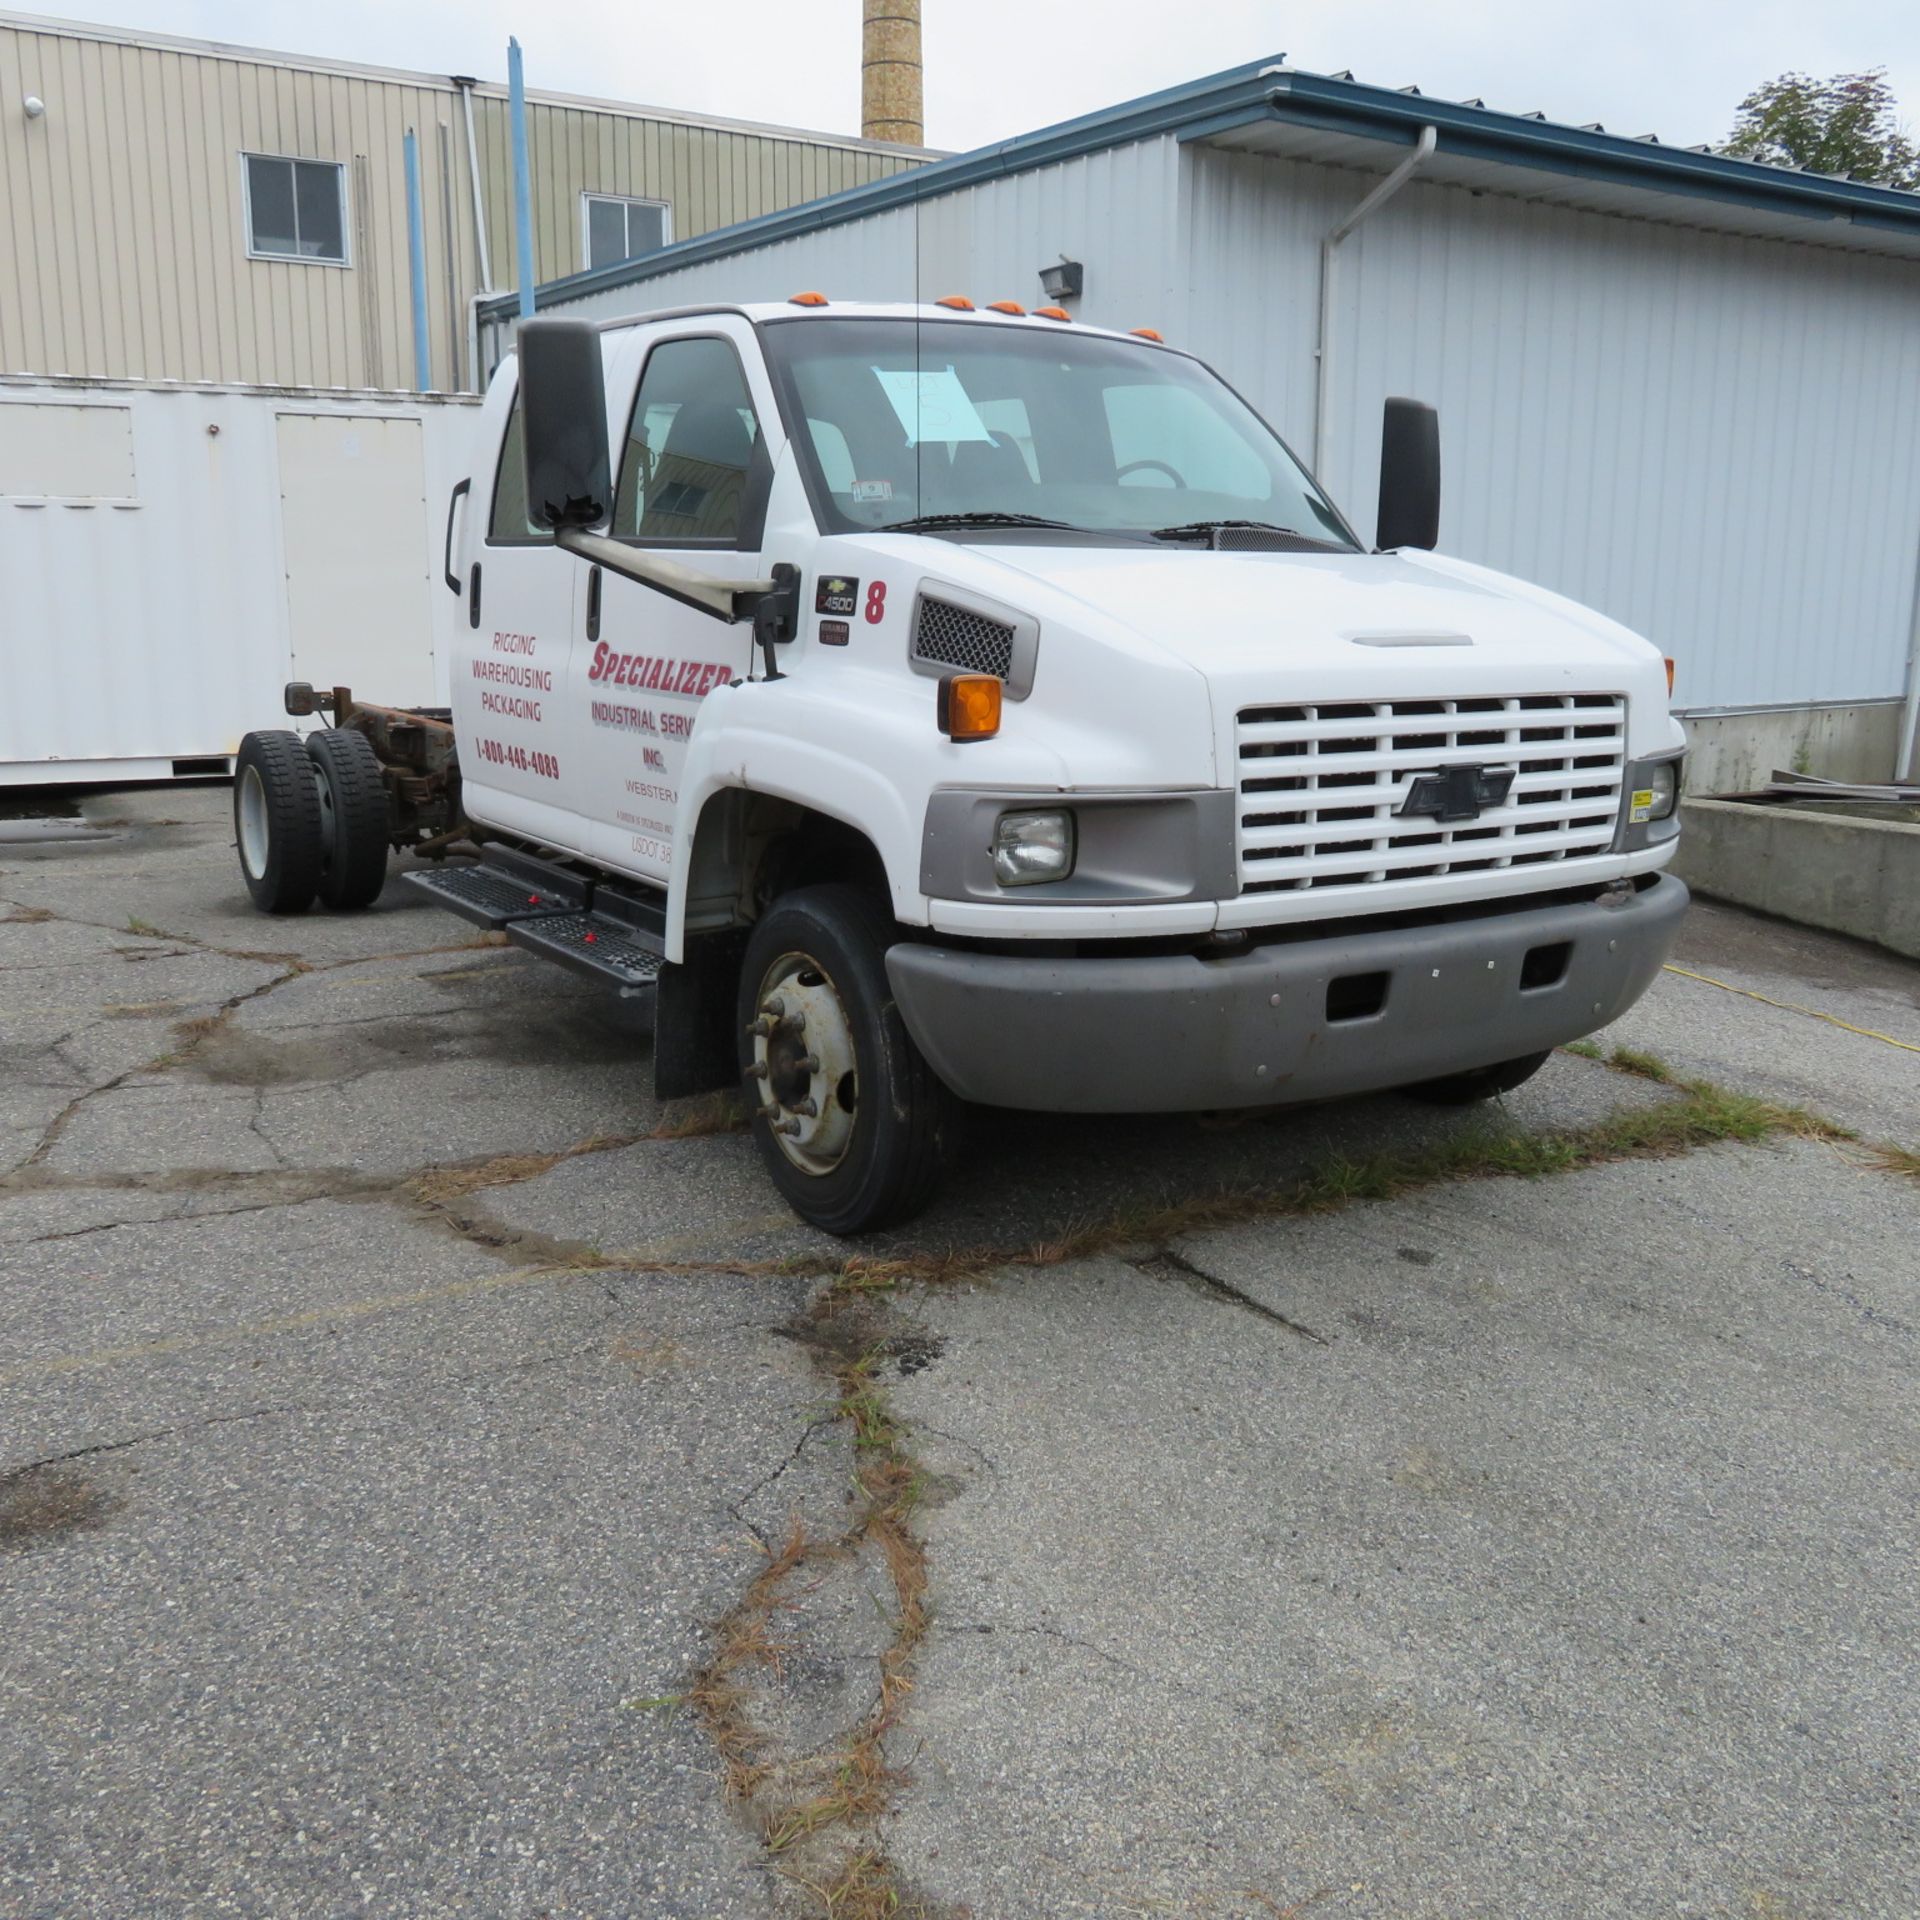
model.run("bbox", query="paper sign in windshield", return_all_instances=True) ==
[873,367,993,447]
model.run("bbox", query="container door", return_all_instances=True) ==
[450,381,591,853]
[276,414,436,711]
[583,327,766,879]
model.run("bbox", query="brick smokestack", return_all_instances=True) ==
[861,0,923,145]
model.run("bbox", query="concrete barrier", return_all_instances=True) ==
[1672,798,1920,960]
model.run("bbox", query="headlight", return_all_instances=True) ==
[992,809,1075,886]
[1630,760,1679,824]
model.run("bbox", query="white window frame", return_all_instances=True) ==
[241,152,351,267]
[581,193,673,272]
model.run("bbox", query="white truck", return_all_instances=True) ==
[231,297,1687,1233]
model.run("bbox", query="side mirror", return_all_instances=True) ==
[518,318,611,532]
[1376,397,1440,551]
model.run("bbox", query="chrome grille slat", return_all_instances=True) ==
[1235,693,1627,896]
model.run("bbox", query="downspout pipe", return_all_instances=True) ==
[1313,123,1436,482]
[1898,530,1920,781]
[452,75,494,294]
[508,37,536,322]
[403,127,432,391]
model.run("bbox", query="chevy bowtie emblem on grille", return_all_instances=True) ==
[1399,763,1516,823]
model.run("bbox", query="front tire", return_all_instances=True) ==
[1406,1049,1552,1106]
[306,728,391,911]
[233,730,323,914]
[737,885,961,1235]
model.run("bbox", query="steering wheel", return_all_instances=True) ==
[1116,458,1185,487]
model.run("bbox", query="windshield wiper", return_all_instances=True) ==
[875,511,1088,534]
[1150,518,1342,549]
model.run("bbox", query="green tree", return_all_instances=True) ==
[1724,69,1920,188]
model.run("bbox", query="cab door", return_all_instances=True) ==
[451,368,591,853]
[581,322,772,878]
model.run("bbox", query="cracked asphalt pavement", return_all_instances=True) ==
[3,785,1916,1918]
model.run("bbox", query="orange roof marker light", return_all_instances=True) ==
[1130,327,1165,342]
[935,294,975,310]
[986,301,1025,315]
[1033,306,1073,322]
[788,291,830,307]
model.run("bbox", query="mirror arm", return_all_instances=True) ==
[555,527,776,625]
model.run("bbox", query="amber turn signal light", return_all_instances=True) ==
[986,300,1025,315]
[788,291,830,306]
[936,294,975,310]
[938,674,1002,742]
[1664,656,1676,695]
[1033,306,1072,322]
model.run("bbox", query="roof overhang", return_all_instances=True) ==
[1196,71,1920,261]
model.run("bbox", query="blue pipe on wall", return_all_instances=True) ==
[508,37,536,320]
[402,127,432,390]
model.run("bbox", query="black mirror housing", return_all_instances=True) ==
[1376,397,1440,551]
[518,318,612,532]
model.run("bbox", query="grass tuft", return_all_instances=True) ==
[1867,1142,1920,1182]
[1606,1044,1676,1083]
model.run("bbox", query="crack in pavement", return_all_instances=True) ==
[1136,1245,1331,1344]
[1,1331,623,1480]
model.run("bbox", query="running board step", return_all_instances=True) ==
[401,862,577,929]
[507,911,664,993]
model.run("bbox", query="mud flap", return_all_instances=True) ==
[654,934,746,1099]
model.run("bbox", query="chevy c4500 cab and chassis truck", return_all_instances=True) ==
[232,299,1687,1233]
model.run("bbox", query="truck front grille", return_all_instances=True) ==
[913,596,1016,680]
[1235,693,1626,895]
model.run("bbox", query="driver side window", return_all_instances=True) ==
[612,336,762,545]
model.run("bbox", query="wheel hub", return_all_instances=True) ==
[747,953,858,1175]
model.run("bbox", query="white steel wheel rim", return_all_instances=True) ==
[237,766,270,877]
[313,762,337,873]
[750,951,859,1176]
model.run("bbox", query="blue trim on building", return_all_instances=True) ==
[481,57,1920,325]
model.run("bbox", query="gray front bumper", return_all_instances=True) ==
[886,874,1688,1112]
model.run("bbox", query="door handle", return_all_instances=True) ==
[586,565,602,642]
[443,478,470,595]
[468,561,482,629]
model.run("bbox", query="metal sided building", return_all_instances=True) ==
[482,58,1920,784]
[0,9,928,394]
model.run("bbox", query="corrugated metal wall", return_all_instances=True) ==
[532,134,1920,714]
[0,18,917,392]
[1186,150,1920,715]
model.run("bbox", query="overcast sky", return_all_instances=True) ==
[19,0,1920,155]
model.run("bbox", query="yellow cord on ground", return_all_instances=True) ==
[1661,963,1920,1055]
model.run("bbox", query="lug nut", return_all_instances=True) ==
[791,1097,819,1118]
[747,1015,777,1038]
[774,1118,803,1137]
[794,1052,820,1075]
[760,995,785,1018]
[744,1060,770,1081]
[757,1101,780,1121]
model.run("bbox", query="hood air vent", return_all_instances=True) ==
[908,585,1040,698]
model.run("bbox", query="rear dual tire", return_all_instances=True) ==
[233,728,388,915]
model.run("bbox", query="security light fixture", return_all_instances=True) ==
[1038,256,1083,302]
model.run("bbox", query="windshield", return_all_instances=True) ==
[759,316,1358,547]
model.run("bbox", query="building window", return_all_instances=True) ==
[583,194,671,271]
[243,154,347,263]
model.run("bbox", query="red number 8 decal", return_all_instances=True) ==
[864,581,888,624]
